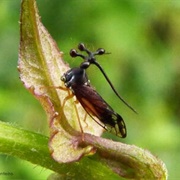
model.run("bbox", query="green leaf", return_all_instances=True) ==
[17,0,168,179]
[18,0,103,163]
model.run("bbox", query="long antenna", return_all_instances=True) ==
[92,60,137,114]
[70,43,137,114]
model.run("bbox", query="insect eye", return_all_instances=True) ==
[61,75,66,82]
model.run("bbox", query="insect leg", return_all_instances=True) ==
[58,89,84,137]
[82,113,88,128]
[73,99,84,139]
[60,90,74,121]
[83,110,107,132]
[41,85,85,137]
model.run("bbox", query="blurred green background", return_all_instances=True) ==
[0,0,180,179]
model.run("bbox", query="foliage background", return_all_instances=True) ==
[0,0,179,179]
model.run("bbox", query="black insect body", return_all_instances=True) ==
[61,43,136,138]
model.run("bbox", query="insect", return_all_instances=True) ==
[60,43,136,138]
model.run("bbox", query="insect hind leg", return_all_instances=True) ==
[58,88,84,137]
[40,85,85,136]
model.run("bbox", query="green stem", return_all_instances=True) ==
[0,121,121,180]
[0,121,58,170]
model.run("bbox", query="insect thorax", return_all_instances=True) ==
[61,67,89,88]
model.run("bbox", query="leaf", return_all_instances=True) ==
[18,0,103,163]
[18,0,168,179]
